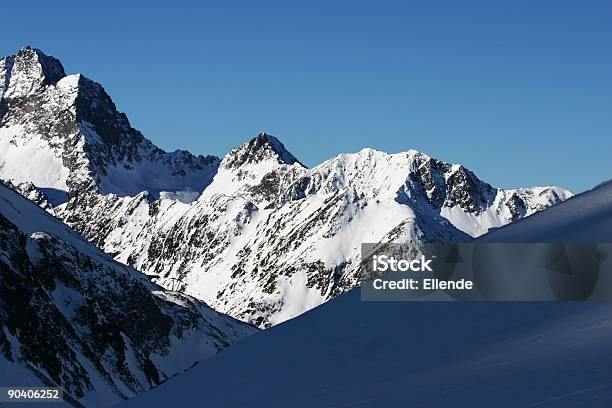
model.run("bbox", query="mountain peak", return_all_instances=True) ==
[17,47,66,83]
[222,132,303,169]
[255,131,272,140]
[1,47,220,201]
[1,47,66,98]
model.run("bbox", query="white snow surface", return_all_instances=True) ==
[0,180,128,272]
[121,291,612,408]
[0,126,70,197]
[441,185,573,236]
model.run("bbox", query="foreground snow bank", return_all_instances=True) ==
[121,290,612,408]
[479,179,612,242]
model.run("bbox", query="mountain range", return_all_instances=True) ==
[0,180,256,406]
[0,47,573,328]
[121,180,612,408]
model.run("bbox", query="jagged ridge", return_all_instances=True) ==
[0,47,220,204]
[0,47,573,328]
[0,181,256,407]
[51,135,570,328]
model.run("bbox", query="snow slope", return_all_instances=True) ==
[121,178,612,408]
[480,180,612,242]
[0,182,256,407]
[121,291,612,408]
[55,136,569,327]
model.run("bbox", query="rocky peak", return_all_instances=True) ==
[404,151,497,214]
[76,75,138,142]
[2,46,66,99]
[0,47,221,202]
[221,132,303,169]
[18,46,66,84]
[443,165,496,212]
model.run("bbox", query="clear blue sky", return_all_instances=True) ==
[2,0,611,192]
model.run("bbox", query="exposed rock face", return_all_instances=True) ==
[2,180,52,209]
[0,182,256,407]
[49,137,570,328]
[222,132,302,170]
[0,46,220,204]
[0,47,573,329]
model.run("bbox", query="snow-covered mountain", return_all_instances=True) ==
[121,183,612,407]
[0,46,219,205]
[1,47,572,328]
[479,179,612,243]
[0,182,256,407]
[52,134,571,327]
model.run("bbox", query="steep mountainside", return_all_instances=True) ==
[120,178,612,407]
[0,46,219,205]
[53,134,570,327]
[479,180,612,243]
[1,47,572,328]
[0,182,256,407]
[121,291,612,408]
